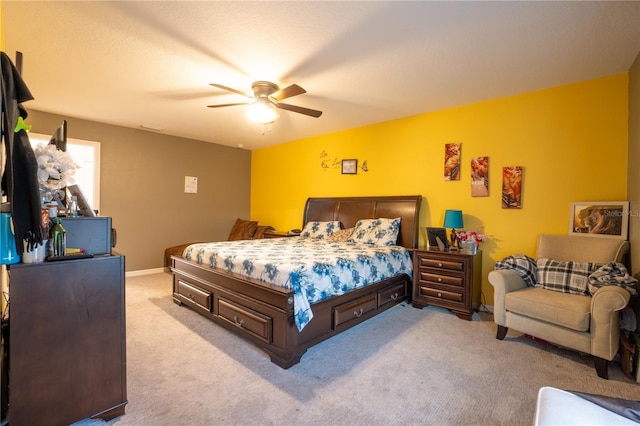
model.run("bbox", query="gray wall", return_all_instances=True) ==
[27,110,252,272]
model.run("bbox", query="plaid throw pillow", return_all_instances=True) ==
[536,258,602,296]
[495,254,537,287]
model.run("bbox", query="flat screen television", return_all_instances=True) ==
[49,119,67,152]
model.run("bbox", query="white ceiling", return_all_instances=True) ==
[3,1,640,151]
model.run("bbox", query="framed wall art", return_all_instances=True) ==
[341,159,357,175]
[569,201,629,239]
[471,156,489,197]
[501,166,522,209]
[444,143,461,181]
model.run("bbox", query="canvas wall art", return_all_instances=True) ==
[471,156,489,197]
[444,143,461,181]
[501,166,522,209]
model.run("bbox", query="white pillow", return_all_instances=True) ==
[300,221,341,239]
[348,218,401,246]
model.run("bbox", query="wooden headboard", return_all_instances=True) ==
[303,195,422,249]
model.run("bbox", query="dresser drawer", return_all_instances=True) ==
[176,279,212,313]
[333,293,377,329]
[418,271,464,287]
[218,298,273,343]
[419,286,463,303]
[377,282,407,308]
[419,256,466,271]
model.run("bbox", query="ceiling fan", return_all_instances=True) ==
[207,81,323,123]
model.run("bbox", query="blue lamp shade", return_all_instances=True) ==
[443,209,464,229]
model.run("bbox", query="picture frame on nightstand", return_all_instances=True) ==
[426,227,448,251]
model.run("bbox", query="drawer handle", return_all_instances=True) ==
[390,292,398,301]
[437,292,442,298]
[353,308,364,318]
[188,293,195,300]
[233,315,245,328]
[438,262,443,267]
[437,278,442,282]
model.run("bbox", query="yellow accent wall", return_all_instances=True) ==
[252,74,629,306]
[1,1,4,49]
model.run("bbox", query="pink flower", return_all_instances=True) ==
[455,230,488,244]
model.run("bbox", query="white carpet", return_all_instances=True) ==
[79,272,639,426]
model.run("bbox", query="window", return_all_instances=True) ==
[28,133,101,212]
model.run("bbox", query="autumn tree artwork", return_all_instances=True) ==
[444,143,461,181]
[471,156,489,197]
[502,166,522,209]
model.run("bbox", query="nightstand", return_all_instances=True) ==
[263,230,297,238]
[412,248,482,320]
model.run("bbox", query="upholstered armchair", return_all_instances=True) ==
[488,234,632,379]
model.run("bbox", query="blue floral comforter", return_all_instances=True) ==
[183,238,413,331]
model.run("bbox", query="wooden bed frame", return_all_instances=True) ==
[171,195,422,368]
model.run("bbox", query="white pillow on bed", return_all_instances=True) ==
[300,221,341,239]
[348,218,401,246]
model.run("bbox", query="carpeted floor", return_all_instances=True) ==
[87,272,638,426]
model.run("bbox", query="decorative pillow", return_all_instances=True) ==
[326,227,354,242]
[494,254,537,287]
[348,218,401,246]
[300,221,340,239]
[227,218,258,241]
[536,258,602,296]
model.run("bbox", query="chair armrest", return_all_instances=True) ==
[590,286,631,360]
[488,270,528,325]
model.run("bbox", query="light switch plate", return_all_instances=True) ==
[184,176,198,193]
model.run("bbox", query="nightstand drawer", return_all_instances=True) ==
[420,286,463,303]
[418,271,464,287]
[418,257,465,271]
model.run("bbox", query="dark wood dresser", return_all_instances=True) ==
[7,255,127,425]
[412,249,482,320]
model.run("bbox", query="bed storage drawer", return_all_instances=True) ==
[333,293,376,329]
[218,298,273,343]
[176,279,212,313]
[377,282,407,308]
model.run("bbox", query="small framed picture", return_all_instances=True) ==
[569,201,630,239]
[341,159,357,174]
[426,227,449,250]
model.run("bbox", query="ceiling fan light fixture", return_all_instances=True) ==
[247,97,279,124]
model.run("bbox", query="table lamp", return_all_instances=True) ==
[443,209,464,249]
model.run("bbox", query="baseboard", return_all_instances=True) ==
[125,267,168,277]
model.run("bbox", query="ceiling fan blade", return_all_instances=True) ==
[275,102,323,118]
[210,83,249,97]
[271,84,306,102]
[207,102,249,108]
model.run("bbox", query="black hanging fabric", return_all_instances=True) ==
[1,51,42,254]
